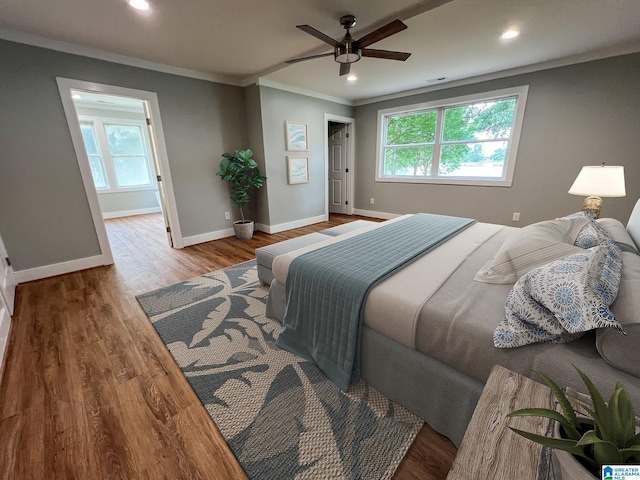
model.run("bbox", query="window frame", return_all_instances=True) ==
[78,115,157,194]
[375,85,529,187]
[79,121,110,190]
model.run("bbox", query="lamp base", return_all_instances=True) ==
[582,195,602,219]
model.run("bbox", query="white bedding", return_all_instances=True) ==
[363,222,506,349]
[272,215,508,349]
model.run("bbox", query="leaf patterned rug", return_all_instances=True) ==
[136,260,423,480]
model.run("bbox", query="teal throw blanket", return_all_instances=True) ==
[276,214,476,390]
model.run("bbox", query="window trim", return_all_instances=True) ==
[79,115,157,193]
[375,85,529,187]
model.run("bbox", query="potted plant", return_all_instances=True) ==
[216,149,267,240]
[508,365,640,479]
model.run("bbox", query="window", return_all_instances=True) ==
[80,122,109,189]
[79,117,155,192]
[376,86,528,186]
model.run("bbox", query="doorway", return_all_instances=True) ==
[324,114,355,217]
[57,78,183,266]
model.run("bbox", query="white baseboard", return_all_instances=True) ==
[0,304,10,380]
[102,207,162,219]
[352,208,400,220]
[14,254,112,283]
[255,214,328,234]
[182,227,236,247]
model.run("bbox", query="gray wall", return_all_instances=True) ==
[244,84,268,225]
[354,53,640,226]
[256,86,354,227]
[97,191,160,216]
[0,39,247,271]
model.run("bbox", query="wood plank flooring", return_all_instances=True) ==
[0,213,456,479]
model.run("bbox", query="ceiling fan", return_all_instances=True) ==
[285,15,411,76]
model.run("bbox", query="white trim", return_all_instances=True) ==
[324,114,356,216]
[258,78,352,106]
[57,78,185,253]
[0,27,240,86]
[0,297,10,380]
[15,255,110,283]
[375,85,528,187]
[182,228,236,247]
[57,79,115,266]
[102,207,162,219]
[351,209,401,220]
[255,214,328,235]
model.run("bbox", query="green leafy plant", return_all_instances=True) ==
[216,149,267,223]
[508,365,640,475]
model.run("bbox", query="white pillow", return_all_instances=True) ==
[597,218,639,254]
[627,199,640,251]
[475,216,589,284]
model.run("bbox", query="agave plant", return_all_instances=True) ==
[508,365,640,475]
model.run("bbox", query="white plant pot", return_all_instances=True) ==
[233,220,254,240]
[551,448,599,480]
[551,420,599,480]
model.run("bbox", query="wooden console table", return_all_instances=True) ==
[447,365,555,479]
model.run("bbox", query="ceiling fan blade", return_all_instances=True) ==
[296,25,342,48]
[285,52,334,64]
[353,19,407,49]
[339,63,351,76]
[361,48,411,61]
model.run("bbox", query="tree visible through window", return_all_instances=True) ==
[378,86,528,186]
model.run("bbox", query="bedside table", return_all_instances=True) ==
[447,365,555,479]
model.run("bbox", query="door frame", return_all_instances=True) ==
[57,78,184,264]
[324,114,355,216]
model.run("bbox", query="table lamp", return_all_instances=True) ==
[568,164,626,218]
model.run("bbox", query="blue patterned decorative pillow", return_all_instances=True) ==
[494,242,624,348]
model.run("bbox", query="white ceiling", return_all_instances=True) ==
[1,0,639,104]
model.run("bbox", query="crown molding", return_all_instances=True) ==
[0,27,244,86]
[354,41,640,106]
[257,78,353,106]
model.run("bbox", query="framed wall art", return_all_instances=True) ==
[285,121,308,151]
[287,156,310,184]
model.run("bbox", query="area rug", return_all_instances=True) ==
[136,260,423,480]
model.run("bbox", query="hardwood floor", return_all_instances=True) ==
[0,213,456,479]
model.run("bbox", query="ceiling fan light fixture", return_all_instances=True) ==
[347,74,358,82]
[335,46,361,64]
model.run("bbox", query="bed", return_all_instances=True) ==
[265,200,640,446]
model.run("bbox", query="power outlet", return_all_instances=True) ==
[512,212,520,222]
[224,212,231,220]
[370,198,375,205]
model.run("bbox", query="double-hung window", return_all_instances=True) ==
[376,86,528,186]
[79,117,155,192]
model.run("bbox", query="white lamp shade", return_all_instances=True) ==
[568,165,626,197]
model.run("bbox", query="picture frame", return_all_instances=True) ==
[285,121,308,151]
[287,156,310,184]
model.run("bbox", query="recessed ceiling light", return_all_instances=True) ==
[347,74,358,82]
[128,0,150,11]
[500,28,520,40]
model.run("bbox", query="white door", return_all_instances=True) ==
[328,123,349,214]
[0,233,16,316]
[143,102,173,246]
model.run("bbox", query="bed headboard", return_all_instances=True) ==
[627,199,640,249]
